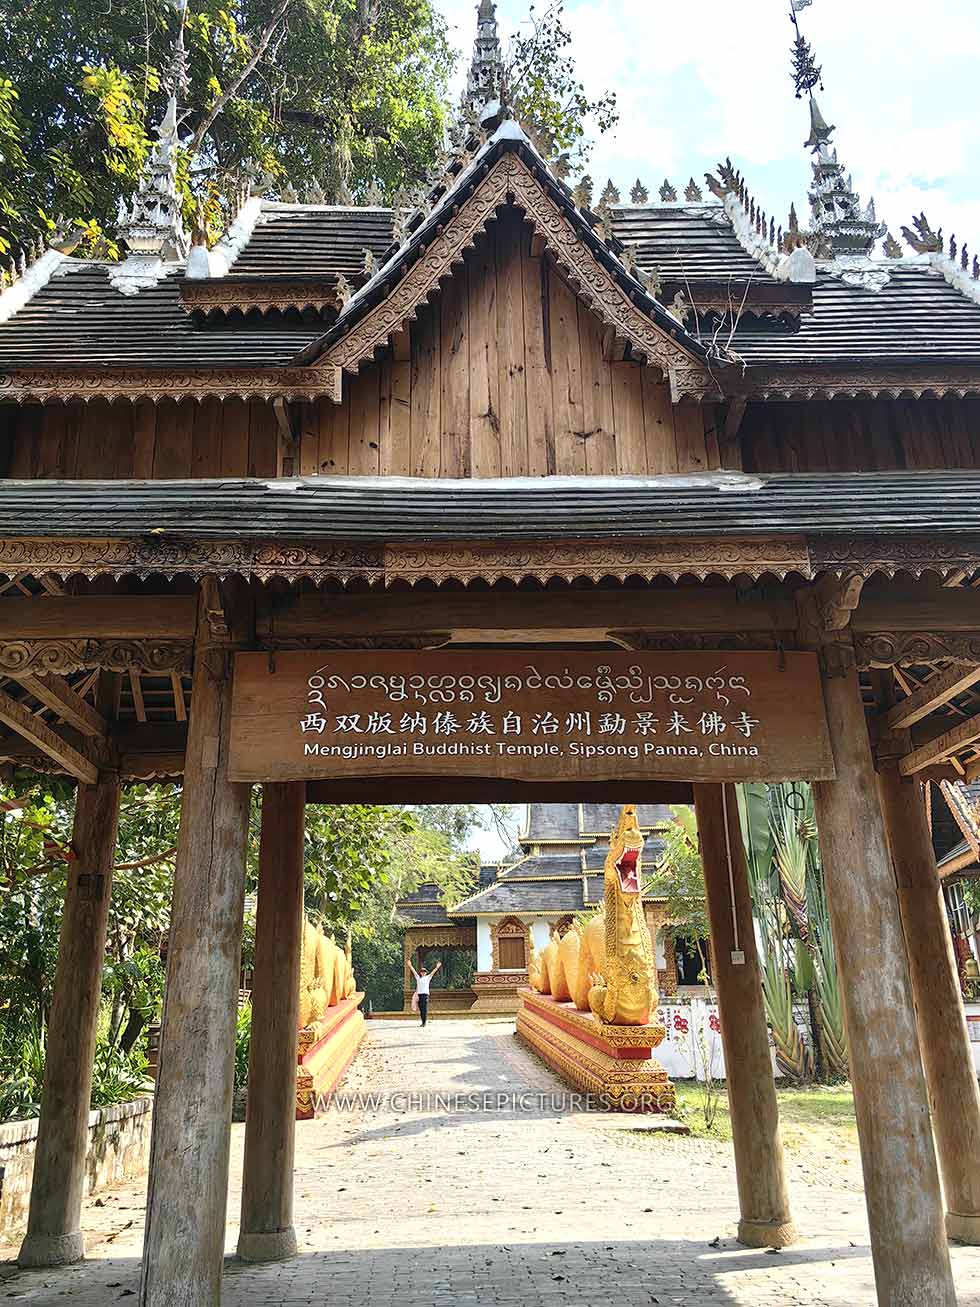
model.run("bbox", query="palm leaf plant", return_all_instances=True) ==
[805,852,849,1080]
[771,792,810,944]
[738,783,812,1080]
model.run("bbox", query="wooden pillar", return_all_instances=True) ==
[811,661,955,1304]
[139,582,252,1307]
[693,783,796,1248]
[878,761,980,1245]
[237,781,306,1262]
[18,770,121,1268]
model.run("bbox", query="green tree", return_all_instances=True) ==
[651,804,712,982]
[349,806,491,1012]
[0,0,454,254]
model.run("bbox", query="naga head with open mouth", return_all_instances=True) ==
[611,804,645,896]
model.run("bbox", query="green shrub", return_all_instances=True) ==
[235,1001,252,1092]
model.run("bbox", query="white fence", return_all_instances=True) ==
[656,1000,780,1081]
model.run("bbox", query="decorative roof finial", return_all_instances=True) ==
[464,0,504,121]
[115,1,190,264]
[788,2,884,259]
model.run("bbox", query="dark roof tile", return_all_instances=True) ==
[4,471,980,542]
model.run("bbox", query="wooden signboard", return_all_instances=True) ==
[229,651,835,784]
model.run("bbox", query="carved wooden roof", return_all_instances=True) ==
[297,126,722,402]
[1,145,980,401]
[0,472,979,586]
[732,267,980,368]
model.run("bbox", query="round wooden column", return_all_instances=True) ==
[878,760,980,1245]
[139,596,252,1307]
[812,663,955,1305]
[693,783,796,1248]
[18,774,121,1268]
[237,781,306,1263]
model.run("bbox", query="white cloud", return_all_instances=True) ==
[439,0,980,248]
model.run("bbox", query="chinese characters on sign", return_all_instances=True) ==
[228,651,834,784]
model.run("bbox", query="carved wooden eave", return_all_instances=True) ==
[670,281,812,318]
[179,277,343,318]
[300,144,724,404]
[381,538,810,585]
[736,366,980,402]
[0,365,343,405]
[939,778,980,853]
[809,536,980,580]
[854,632,980,669]
[2,532,980,590]
[0,534,807,587]
[0,638,192,677]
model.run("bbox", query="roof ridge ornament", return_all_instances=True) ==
[112,1,190,293]
[788,3,885,260]
[463,0,504,124]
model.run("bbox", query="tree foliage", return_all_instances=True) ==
[0,0,454,254]
[0,0,617,258]
[506,2,618,171]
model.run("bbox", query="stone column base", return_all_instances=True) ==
[737,1218,798,1249]
[947,1211,980,1245]
[236,1227,298,1263]
[18,1230,85,1268]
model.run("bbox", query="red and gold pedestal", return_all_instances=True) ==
[516,988,675,1113]
[295,992,366,1120]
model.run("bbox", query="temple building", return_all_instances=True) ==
[397,803,684,1013]
[4,3,980,1304]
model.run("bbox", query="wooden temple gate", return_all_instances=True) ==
[2,25,980,1299]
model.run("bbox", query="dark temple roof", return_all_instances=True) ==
[496,853,583,881]
[731,267,980,367]
[0,264,324,369]
[451,877,589,915]
[523,804,582,843]
[2,171,980,375]
[230,206,397,279]
[579,803,669,836]
[611,205,774,284]
[448,801,670,915]
[397,879,479,926]
[6,471,980,541]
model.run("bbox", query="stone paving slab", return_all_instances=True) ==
[1,1017,978,1305]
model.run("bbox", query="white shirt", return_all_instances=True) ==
[415,973,431,996]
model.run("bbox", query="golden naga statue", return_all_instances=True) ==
[527,804,656,1026]
[298,921,357,1029]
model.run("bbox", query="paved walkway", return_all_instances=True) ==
[2,1017,979,1305]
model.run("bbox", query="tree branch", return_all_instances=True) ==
[186,0,297,161]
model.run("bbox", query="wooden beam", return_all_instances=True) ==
[171,672,187,722]
[0,690,98,783]
[258,588,798,642]
[854,582,980,633]
[900,713,980,776]
[13,673,109,739]
[128,668,147,723]
[881,665,980,732]
[0,596,197,640]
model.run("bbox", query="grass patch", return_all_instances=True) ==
[642,1080,857,1147]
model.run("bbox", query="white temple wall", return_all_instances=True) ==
[477,919,493,971]
[531,919,552,951]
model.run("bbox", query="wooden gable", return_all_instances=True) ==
[296,210,719,479]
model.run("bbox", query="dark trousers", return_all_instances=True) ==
[418,993,429,1026]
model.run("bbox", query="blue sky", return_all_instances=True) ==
[439,0,980,255]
